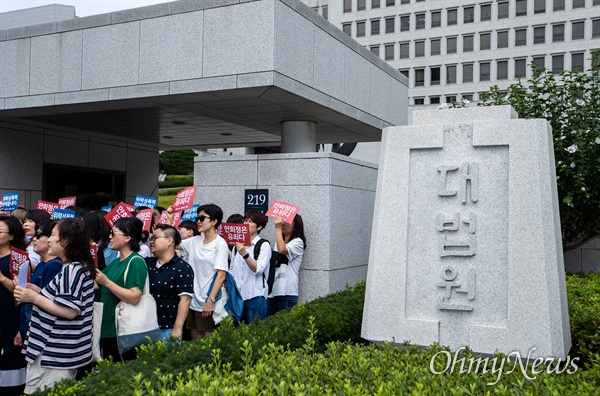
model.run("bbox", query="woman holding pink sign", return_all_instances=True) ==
[267,214,307,316]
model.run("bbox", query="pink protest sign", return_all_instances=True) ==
[90,244,98,269]
[172,186,196,212]
[136,209,154,232]
[158,211,168,225]
[37,200,59,216]
[172,210,182,229]
[105,202,133,227]
[220,223,251,246]
[58,196,76,209]
[10,247,29,280]
[265,200,300,224]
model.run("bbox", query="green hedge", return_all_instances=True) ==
[158,175,193,189]
[39,275,600,395]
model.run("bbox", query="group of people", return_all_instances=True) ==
[0,203,306,395]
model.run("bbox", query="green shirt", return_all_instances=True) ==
[100,252,148,338]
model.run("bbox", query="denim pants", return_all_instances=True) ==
[267,295,298,316]
[242,296,267,324]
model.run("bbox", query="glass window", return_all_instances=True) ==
[400,0,410,3]
[344,0,352,13]
[387,0,395,5]
[480,33,491,50]
[480,62,491,81]
[386,17,395,33]
[463,35,474,52]
[447,37,457,54]
[416,13,426,29]
[553,0,565,10]
[400,15,410,31]
[463,64,473,82]
[534,26,545,44]
[385,44,394,60]
[515,28,527,46]
[322,5,328,19]
[415,69,425,86]
[573,0,585,8]
[358,0,366,11]
[515,58,527,77]
[447,65,457,83]
[533,56,545,72]
[446,95,456,103]
[497,60,508,79]
[593,19,600,38]
[480,4,492,21]
[572,21,585,40]
[552,54,564,74]
[464,6,475,23]
[399,69,409,78]
[414,98,424,105]
[372,0,380,9]
[516,0,527,16]
[356,21,365,37]
[553,24,564,42]
[431,38,441,55]
[462,94,473,102]
[371,19,380,35]
[430,96,441,104]
[431,11,441,27]
[447,9,457,25]
[595,0,600,5]
[415,41,425,57]
[498,1,509,19]
[400,42,410,59]
[370,46,380,56]
[534,0,545,13]
[431,67,441,85]
[343,23,351,35]
[572,53,584,71]
[497,31,509,48]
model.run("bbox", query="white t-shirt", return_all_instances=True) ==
[269,237,304,297]
[181,234,229,311]
[230,236,272,300]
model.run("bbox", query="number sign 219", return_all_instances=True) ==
[245,189,269,214]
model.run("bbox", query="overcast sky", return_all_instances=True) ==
[0,0,173,17]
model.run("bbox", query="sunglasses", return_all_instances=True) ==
[34,230,49,239]
[196,215,212,223]
[149,235,170,242]
[110,230,127,237]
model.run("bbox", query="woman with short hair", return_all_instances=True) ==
[95,217,148,361]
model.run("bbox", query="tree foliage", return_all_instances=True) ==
[476,53,600,249]
[159,150,198,175]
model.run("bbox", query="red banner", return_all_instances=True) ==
[90,244,98,269]
[136,209,154,232]
[58,196,76,209]
[219,222,251,246]
[265,200,300,224]
[105,202,133,227]
[37,200,59,216]
[10,247,29,279]
[172,186,196,212]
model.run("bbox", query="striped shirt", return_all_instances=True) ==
[23,262,95,369]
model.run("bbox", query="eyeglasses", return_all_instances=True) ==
[196,215,212,223]
[110,230,126,237]
[149,235,170,242]
[34,231,49,239]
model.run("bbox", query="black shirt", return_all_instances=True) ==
[145,255,194,329]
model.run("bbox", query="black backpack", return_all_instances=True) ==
[248,239,288,294]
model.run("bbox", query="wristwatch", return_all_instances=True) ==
[242,253,250,260]
[208,296,216,303]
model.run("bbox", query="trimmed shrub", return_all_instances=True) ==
[158,175,194,189]
[566,274,600,366]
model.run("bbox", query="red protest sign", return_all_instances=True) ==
[105,202,133,227]
[90,244,98,269]
[123,202,136,212]
[220,222,251,246]
[172,186,196,212]
[172,211,182,229]
[265,200,300,224]
[136,209,154,232]
[10,247,29,279]
[158,211,168,225]
[37,200,59,216]
[58,196,76,209]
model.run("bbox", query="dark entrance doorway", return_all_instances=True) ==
[43,165,125,210]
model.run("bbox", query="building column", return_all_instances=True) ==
[281,121,317,153]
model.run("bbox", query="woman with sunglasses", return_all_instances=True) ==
[14,218,96,395]
[0,216,28,396]
[145,224,193,343]
[16,220,63,346]
[170,204,228,340]
[95,217,148,361]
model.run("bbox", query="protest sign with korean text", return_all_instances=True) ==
[181,204,200,221]
[90,244,99,269]
[136,209,154,232]
[105,202,133,227]
[133,194,158,209]
[37,200,59,216]
[172,186,197,212]
[219,223,251,246]
[52,209,76,220]
[58,196,76,209]
[2,192,19,212]
[265,200,300,224]
[10,247,30,288]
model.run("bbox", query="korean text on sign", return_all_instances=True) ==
[37,200,59,216]
[133,195,158,209]
[106,202,133,227]
[265,200,300,224]
[2,192,19,212]
[58,196,76,209]
[172,186,197,212]
[220,222,251,246]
